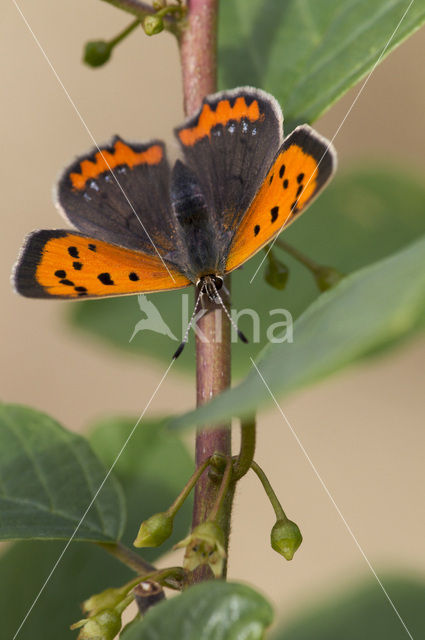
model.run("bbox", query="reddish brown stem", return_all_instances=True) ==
[193,282,232,531]
[179,0,233,581]
[180,0,219,115]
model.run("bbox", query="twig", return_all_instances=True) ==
[98,541,156,574]
[179,0,234,581]
[233,417,256,480]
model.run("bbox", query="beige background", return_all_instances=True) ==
[1,0,424,630]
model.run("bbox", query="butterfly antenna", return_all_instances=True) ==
[172,284,205,359]
[210,281,248,344]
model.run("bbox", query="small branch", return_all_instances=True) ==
[100,0,181,33]
[99,543,184,589]
[208,456,233,522]
[167,456,212,516]
[233,416,256,480]
[251,461,286,521]
[98,541,156,575]
[274,238,322,273]
[109,17,141,47]
[100,0,154,19]
[133,580,165,614]
[275,238,344,291]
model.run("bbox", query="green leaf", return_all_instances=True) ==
[0,404,124,542]
[171,235,425,431]
[88,416,193,552]
[219,0,425,129]
[271,576,425,639]
[121,581,273,640]
[69,166,425,378]
[0,416,192,640]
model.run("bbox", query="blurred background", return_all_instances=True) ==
[1,0,424,636]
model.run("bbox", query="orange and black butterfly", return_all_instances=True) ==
[13,87,336,352]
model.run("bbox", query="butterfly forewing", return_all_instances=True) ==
[14,230,190,299]
[56,136,187,265]
[175,88,283,236]
[225,125,337,272]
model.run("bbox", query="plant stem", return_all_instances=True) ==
[274,238,322,273]
[100,0,182,33]
[100,0,154,20]
[99,543,184,589]
[208,456,233,522]
[167,456,212,516]
[179,0,233,581]
[179,0,218,114]
[109,18,140,48]
[99,541,156,574]
[233,416,256,480]
[251,461,287,521]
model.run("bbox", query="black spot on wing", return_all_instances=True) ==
[271,206,279,223]
[68,246,79,258]
[254,225,260,236]
[98,272,114,285]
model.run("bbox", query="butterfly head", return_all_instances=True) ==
[197,274,223,301]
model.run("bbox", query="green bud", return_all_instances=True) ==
[133,511,173,548]
[314,266,344,292]
[83,40,112,67]
[82,585,129,617]
[175,521,226,578]
[143,14,164,36]
[265,255,289,290]
[71,609,121,640]
[271,518,302,560]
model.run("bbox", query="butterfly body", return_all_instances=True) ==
[169,161,223,282]
[13,87,336,302]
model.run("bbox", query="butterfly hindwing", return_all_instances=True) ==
[14,230,191,299]
[56,136,187,265]
[225,125,337,272]
[175,87,283,235]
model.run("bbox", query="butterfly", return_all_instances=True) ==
[13,87,336,353]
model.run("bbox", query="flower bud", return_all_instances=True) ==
[71,609,121,640]
[133,511,173,548]
[82,585,128,617]
[143,14,164,36]
[83,41,112,67]
[265,255,289,290]
[314,266,344,291]
[175,521,226,578]
[270,518,302,560]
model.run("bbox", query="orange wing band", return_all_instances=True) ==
[178,97,263,146]
[226,145,319,272]
[70,141,163,190]
[34,233,190,298]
